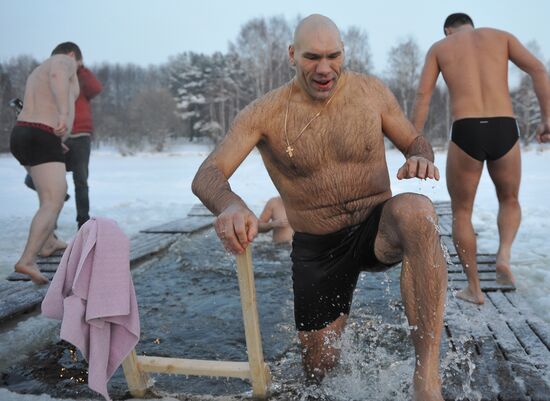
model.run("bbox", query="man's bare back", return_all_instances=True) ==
[413,14,550,305]
[228,71,419,234]
[432,28,515,119]
[18,54,79,134]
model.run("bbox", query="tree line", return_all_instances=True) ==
[0,16,545,153]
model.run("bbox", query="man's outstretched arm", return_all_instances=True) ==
[508,33,550,142]
[412,46,441,133]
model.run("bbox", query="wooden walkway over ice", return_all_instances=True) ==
[0,204,213,322]
[434,202,550,401]
[0,201,549,400]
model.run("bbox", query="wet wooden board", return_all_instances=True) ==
[140,216,213,234]
[433,201,548,399]
[187,203,214,217]
[0,217,202,324]
[447,264,496,273]
[449,254,496,265]
[7,271,55,282]
[129,233,179,261]
[443,293,550,400]
[0,283,48,321]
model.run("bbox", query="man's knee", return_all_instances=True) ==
[390,193,437,227]
[496,190,520,204]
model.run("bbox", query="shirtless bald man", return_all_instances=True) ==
[412,13,550,305]
[193,14,447,400]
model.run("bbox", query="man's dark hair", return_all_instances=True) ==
[444,13,474,35]
[51,42,82,61]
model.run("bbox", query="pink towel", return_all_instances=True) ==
[41,217,140,401]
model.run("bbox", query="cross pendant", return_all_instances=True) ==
[286,145,294,158]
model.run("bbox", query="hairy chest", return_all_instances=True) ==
[259,98,385,178]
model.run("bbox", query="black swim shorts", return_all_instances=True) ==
[451,117,519,161]
[10,123,65,166]
[291,200,400,332]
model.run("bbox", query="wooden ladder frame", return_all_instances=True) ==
[122,246,271,399]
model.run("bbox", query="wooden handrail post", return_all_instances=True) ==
[236,246,271,399]
[122,350,150,397]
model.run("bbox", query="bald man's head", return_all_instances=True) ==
[289,14,345,100]
[293,14,343,50]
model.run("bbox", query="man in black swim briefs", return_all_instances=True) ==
[412,13,550,304]
[194,15,448,401]
[450,117,519,162]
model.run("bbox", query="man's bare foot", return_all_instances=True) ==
[456,287,484,304]
[39,235,67,257]
[15,262,49,285]
[496,263,515,285]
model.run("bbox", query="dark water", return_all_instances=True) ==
[1,229,424,400]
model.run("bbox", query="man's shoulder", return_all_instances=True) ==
[344,70,385,91]
[476,27,508,35]
[47,54,77,73]
[240,82,290,114]
[340,72,394,108]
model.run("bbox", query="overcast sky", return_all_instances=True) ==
[1,0,548,78]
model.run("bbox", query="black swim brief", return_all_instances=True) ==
[451,117,519,161]
[10,123,65,167]
[291,200,400,332]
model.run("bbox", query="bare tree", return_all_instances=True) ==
[342,26,372,74]
[127,88,179,151]
[229,16,293,98]
[385,37,422,118]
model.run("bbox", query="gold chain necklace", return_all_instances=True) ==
[283,81,340,158]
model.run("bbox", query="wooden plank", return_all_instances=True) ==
[482,298,528,359]
[187,203,214,217]
[450,254,496,265]
[36,256,62,265]
[477,337,527,401]
[129,234,178,262]
[137,356,251,379]
[235,247,271,399]
[446,296,545,399]
[37,263,59,273]
[140,216,212,234]
[0,281,25,298]
[465,297,549,400]
[445,295,493,339]
[6,271,55,282]
[486,292,522,319]
[528,320,550,351]
[448,281,515,292]
[506,320,550,368]
[448,271,500,281]
[447,264,496,273]
[508,362,550,401]
[0,286,48,321]
[487,292,550,367]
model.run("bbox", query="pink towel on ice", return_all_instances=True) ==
[41,217,140,401]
